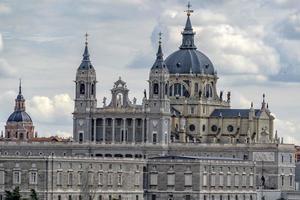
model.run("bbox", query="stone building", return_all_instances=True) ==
[5,81,34,141]
[0,3,299,200]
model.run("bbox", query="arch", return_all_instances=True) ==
[114,154,123,158]
[104,154,112,157]
[170,83,190,97]
[125,154,133,158]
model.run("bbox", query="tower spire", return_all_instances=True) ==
[79,32,93,70]
[180,2,196,49]
[151,32,167,69]
[19,78,22,95]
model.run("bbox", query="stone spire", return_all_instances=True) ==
[180,2,197,50]
[261,93,266,109]
[15,79,25,111]
[79,33,93,70]
[151,32,167,70]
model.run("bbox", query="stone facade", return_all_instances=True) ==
[0,3,299,200]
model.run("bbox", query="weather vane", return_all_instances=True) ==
[185,2,193,16]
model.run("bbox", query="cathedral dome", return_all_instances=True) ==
[165,49,214,75]
[7,110,32,123]
[165,9,215,75]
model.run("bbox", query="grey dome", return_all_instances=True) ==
[165,49,215,75]
[7,111,32,123]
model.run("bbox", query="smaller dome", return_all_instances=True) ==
[7,111,32,123]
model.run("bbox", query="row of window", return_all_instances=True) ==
[57,194,139,200]
[150,194,254,200]
[56,171,140,187]
[150,173,254,188]
[0,171,38,185]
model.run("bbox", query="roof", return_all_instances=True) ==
[7,110,32,123]
[165,49,215,75]
[149,155,243,161]
[210,109,261,118]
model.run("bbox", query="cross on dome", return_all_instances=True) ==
[185,2,193,16]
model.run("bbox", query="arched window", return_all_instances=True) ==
[165,83,168,95]
[91,84,95,95]
[7,132,10,138]
[174,83,182,96]
[205,84,213,98]
[80,83,85,95]
[79,133,83,143]
[194,83,198,94]
[153,83,159,95]
[169,85,173,96]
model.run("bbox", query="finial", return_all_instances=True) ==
[185,2,193,16]
[85,32,89,45]
[19,78,21,94]
[158,31,162,44]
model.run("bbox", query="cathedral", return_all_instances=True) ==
[0,4,299,200]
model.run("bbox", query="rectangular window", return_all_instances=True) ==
[152,133,157,144]
[150,173,158,186]
[108,173,113,186]
[151,195,156,200]
[98,173,103,185]
[249,174,254,187]
[203,174,207,186]
[68,172,73,186]
[211,174,216,187]
[78,172,82,185]
[135,172,140,186]
[29,171,38,184]
[282,175,284,186]
[185,195,191,200]
[117,173,122,186]
[57,171,62,186]
[184,174,192,186]
[13,171,21,184]
[219,174,224,187]
[227,174,231,187]
[242,174,246,187]
[88,172,94,186]
[0,171,4,185]
[167,173,175,186]
[290,175,293,187]
[234,174,239,187]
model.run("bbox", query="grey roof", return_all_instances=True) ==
[78,42,94,70]
[151,41,168,70]
[149,155,243,161]
[7,110,32,123]
[210,109,261,118]
[165,49,215,74]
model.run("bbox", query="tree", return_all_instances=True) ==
[5,187,21,200]
[79,166,97,200]
[29,189,38,200]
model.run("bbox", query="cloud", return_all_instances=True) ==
[277,11,300,40]
[0,58,17,78]
[275,118,300,145]
[27,93,73,125]
[0,4,11,14]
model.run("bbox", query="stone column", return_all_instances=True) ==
[112,118,115,144]
[132,118,136,144]
[146,118,149,143]
[123,118,126,143]
[102,118,106,143]
[93,118,97,143]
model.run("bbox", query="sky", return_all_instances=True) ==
[0,0,299,144]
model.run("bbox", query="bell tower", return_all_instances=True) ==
[73,33,97,142]
[147,33,171,145]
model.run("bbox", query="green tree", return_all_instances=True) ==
[5,187,21,200]
[29,189,38,200]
